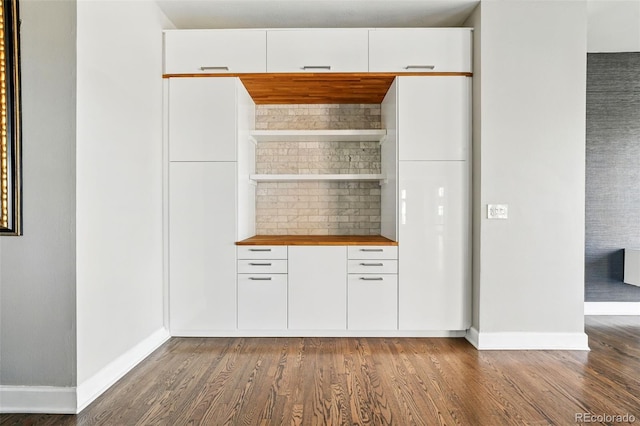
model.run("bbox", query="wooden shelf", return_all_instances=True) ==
[163,72,473,104]
[250,129,387,143]
[250,174,385,183]
[236,235,398,246]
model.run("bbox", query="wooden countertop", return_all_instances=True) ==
[236,235,398,246]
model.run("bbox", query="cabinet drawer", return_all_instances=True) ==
[164,30,267,74]
[369,29,472,73]
[237,245,288,260]
[348,259,397,274]
[267,29,368,73]
[348,246,398,260]
[348,274,397,330]
[238,274,287,329]
[238,259,287,274]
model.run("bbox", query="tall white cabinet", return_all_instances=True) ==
[390,76,472,331]
[168,77,255,335]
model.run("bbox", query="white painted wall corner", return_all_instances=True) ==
[76,327,170,413]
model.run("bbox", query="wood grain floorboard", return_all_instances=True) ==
[2,316,640,425]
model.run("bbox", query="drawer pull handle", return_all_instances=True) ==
[359,277,384,281]
[360,248,383,252]
[404,65,435,70]
[249,248,272,252]
[249,262,272,266]
[199,66,229,71]
[360,262,384,266]
[301,65,331,70]
[249,277,272,281]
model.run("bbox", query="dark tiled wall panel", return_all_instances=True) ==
[585,52,640,301]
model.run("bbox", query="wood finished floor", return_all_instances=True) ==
[2,316,639,425]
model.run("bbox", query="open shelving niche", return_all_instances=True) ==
[248,129,388,185]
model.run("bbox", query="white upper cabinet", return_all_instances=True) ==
[369,29,472,73]
[164,30,267,74]
[398,76,471,161]
[266,29,369,72]
[168,78,237,162]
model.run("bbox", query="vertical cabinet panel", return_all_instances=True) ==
[381,79,398,241]
[169,162,237,332]
[398,76,470,161]
[169,78,237,161]
[398,161,470,330]
[288,246,347,330]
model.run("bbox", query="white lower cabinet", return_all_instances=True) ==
[347,245,398,331]
[169,162,237,333]
[237,246,288,330]
[348,275,397,330]
[288,246,347,330]
[238,274,287,329]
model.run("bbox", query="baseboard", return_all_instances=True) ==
[584,302,640,315]
[76,327,170,413]
[466,329,589,350]
[465,327,479,348]
[170,329,467,338]
[0,386,77,414]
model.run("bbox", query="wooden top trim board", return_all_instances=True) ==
[236,235,398,246]
[162,72,472,104]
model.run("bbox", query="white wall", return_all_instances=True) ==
[1,0,77,387]
[468,1,588,348]
[76,0,170,387]
[588,0,640,52]
[464,6,481,330]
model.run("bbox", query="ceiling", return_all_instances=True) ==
[155,0,481,29]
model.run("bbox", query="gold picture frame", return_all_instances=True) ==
[0,0,21,235]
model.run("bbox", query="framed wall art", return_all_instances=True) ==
[0,0,21,235]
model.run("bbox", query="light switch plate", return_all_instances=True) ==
[487,204,508,219]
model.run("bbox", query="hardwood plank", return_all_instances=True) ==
[2,316,640,425]
[236,234,398,246]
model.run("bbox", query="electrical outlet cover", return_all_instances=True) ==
[487,204,508,219]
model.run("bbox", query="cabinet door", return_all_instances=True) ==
[398,161,470,330]
[369,29,472,73]
[238,274,287,329]
[288,246,347,330]
[267,29,368,72]
[398,77,471,161]
[169,78,237,162]
[169,162,237,333]
[164,30,267,74]
[348,275,397,330]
